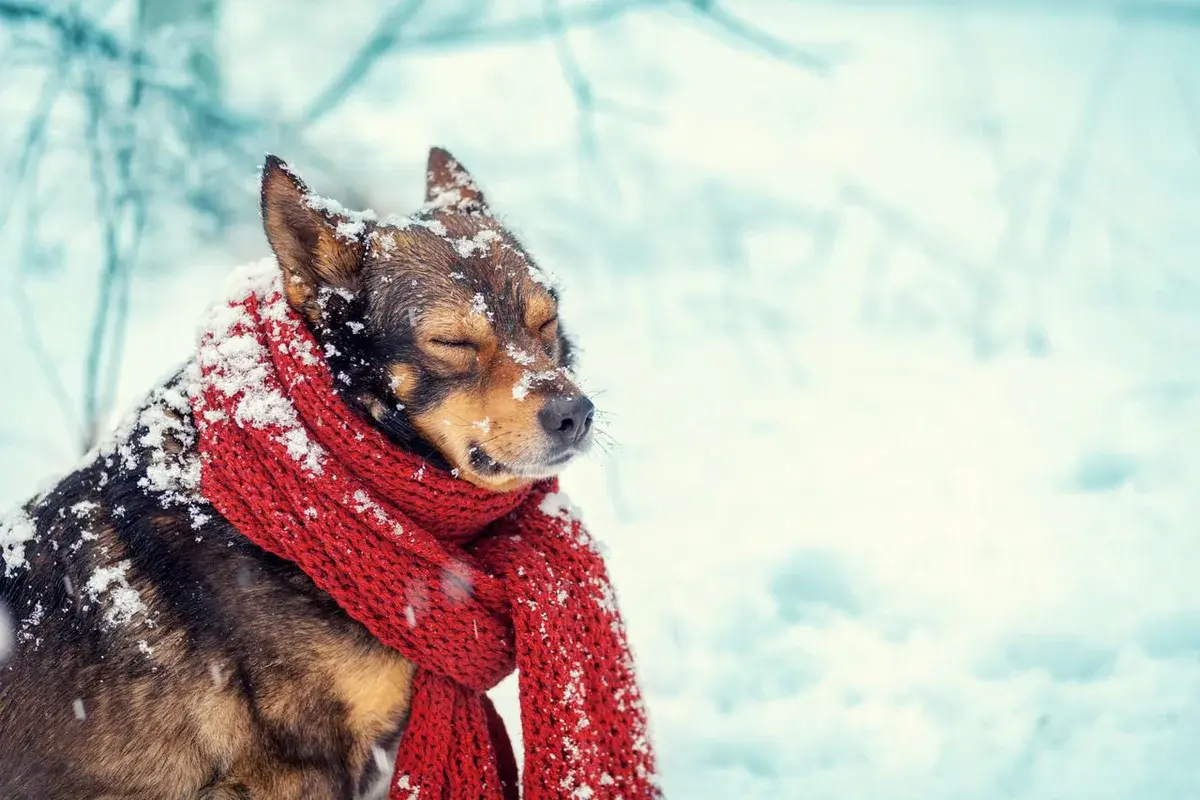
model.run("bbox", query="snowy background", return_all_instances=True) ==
[3,1,1200,797]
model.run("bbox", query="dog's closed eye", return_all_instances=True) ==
[430,339,479,351]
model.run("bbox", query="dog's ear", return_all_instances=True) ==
[424,147,488,213]
[261,155,365,316]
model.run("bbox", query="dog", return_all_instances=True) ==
[0,148,595,799]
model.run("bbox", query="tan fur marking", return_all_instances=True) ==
[388,364,419,402]
[284,279,316,315]
[191,673,254,772]
[361,394,390,422]
[322,644,415,773]
[408,350,575,490]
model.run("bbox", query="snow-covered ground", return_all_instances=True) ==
[3,2,1200,797]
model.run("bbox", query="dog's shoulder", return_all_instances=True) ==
[2,362,366,657]
[3,365,230,665]
[1,365,413,799]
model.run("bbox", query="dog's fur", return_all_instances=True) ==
[0,149,593,799]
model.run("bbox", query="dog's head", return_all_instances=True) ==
[259,148,593,492]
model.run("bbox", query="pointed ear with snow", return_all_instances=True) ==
[260,155,365,318]
[425,147,488,213]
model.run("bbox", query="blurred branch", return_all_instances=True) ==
[0,57,67,232]
[4,52,79,439]
[293,0,670,132]
[544,0,602,163]
[682,1,840,74]
[293,0,840,136]
[542,0,624,196]
[79,61,147,451]
[99,65,149,438]
[1170,62,1200,156]
[12,245,79,447]
[399,0,667,49]
[291,0,427,130]
[1040,23,1132,264]
[836,181,1012,353]
[840,182,979,279]
[1118,1,1200,25]
[0,1,122,58]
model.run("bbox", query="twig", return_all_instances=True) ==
[1118,1,1200,26]
[98,26,149,432]
[11,269,80,447]
[683,2,837,75]
[401,0,666,49]
[3,52,78,438]
[80,65,126,451]
[0,60,67,233]
[1040,23,1132,263]
[291,0,427,130]
[1170,60,1200,157]
[544,0,601,163]
[542,0,624,197]
[0,1,122,59]
[292,0,669,132]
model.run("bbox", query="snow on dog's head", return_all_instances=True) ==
[258,149,596,491]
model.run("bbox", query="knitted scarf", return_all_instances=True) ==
[190,262,658,799]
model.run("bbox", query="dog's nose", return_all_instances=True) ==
[538,395,595,445]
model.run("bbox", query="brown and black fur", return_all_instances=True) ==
[0,149,595,799]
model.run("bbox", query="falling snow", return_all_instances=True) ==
[0,602,13,661]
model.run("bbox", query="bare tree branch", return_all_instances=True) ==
[1040,23,1133,264]
[1118,1,1200,25]
[5,54,79,440]
[12,267,80,448]
[1170,60,1200,156]
[400,0,668,49]
[544,0,603,164]
[543,0,627,197]
[0,57,68,232]
[292,0,427,130]
[292,0,672,132]
[683,2,839,74]
[0,1,122,59]
[80,66,126,450]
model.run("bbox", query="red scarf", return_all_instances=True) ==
[190,261,659,799]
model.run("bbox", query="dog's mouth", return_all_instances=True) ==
[466,440,584,481]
